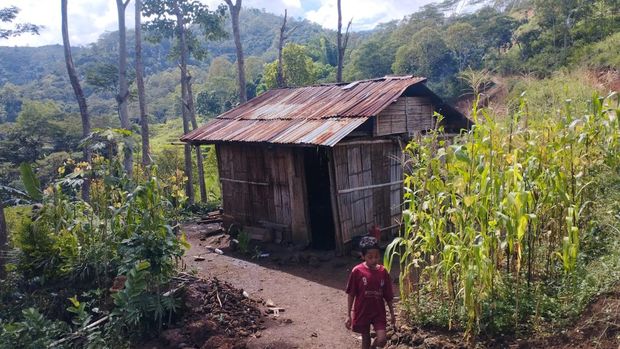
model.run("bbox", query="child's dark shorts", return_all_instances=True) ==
[352,314,387,333]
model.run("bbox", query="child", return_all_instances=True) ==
[345,236,396,349]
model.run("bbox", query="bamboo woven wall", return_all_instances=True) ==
[331,139,403,244]
[216,144,309,243]
[376,96,434,136]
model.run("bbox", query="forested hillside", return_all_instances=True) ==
[0,0,617,189]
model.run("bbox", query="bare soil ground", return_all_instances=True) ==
[182,222,363,349]
[149,221,619,349]
[176,222,472,349]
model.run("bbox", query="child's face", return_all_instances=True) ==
[363,248,381,267]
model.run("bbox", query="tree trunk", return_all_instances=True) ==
[175,1,195,205]
[276,9,288,88]
[225,0,247,104]
[174,6,207,203]
[187,77,207,203]
[336,0,351,84]
[336,0,343,83]
[185,68,207,202]
[0,201,7,279]
[116,0,133,176]
[135,0,150,167]
[62,0,91,202]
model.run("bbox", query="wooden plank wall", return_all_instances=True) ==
[376,97,434,136]
[216,144,309,244]
[332,139,403,245]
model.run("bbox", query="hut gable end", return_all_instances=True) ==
[375,96,435,136]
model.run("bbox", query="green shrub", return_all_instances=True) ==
[0,308,69,349]
[570,32,620,70]
[3,152,190,344]
[237,230,250,254]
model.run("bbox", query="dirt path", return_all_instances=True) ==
[182,222,368,349]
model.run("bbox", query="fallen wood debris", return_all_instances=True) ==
[197,211,224,225]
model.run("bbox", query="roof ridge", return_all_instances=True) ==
[266,75,426,91]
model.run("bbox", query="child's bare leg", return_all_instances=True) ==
[371,329,387,348]
[361,331,371,349]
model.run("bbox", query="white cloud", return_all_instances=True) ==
[0,0,432,47]
[281,0,302,9]
[305,0,435,31]
[1,0,133,47]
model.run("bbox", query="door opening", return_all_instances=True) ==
[304,147,336,250]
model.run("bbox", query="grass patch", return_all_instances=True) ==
[4,205,31,245]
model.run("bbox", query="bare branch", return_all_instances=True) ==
[276,9,288,88]
[336,0,343,82]
[343,18,352,53]
[123,0,131,9]
[287,24,299,37]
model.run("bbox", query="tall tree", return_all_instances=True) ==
[143,0,226,204]
[135,0,151,166]
[116,0,133,176]
[336,0,351,83]
[276,9,298,88]
[224,0,247,104]
[61,0,91,201]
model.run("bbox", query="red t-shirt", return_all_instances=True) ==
[346,263,394,326]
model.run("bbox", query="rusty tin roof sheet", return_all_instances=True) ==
[181,75,427,146]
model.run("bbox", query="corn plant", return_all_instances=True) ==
[385,92,620,336]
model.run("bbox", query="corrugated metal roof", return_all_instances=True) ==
[183,118,368,146]
[182,75,427,146]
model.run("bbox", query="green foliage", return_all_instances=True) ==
[18,163,41,201]
[505,0,619,75]
[111,261,180,335]
[393,28,460,98]
[0,100,82,185]
[262,43,318,89]
[142,0,228,61]
[345,37,398,81]
[444,22,483,71]
[0,308,69,349]
[0,6,41,40]
[85,63,122,94]
[505,70,602,115]
[570,32,620,70]
[0,83,22,122]
[385,92,620,336]
[196,56,238,116]
[237,230,250,254]
[3,138,190,344]
[3,205,30,240]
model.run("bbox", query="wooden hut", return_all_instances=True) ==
[181,76,470,253]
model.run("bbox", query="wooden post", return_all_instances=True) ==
[328,148,344,255]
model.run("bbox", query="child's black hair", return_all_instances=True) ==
[359,236,380,255]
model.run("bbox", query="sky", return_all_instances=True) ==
[0,0,438,47]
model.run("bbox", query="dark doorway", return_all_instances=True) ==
[304,147,336,250]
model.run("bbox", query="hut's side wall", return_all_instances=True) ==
[375,96,434,136]
[331,139,403,248]
[216,144,309,243]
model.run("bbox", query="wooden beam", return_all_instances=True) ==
[337,139,396,146]
[220,177,269,186]
[338,180,403,195]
